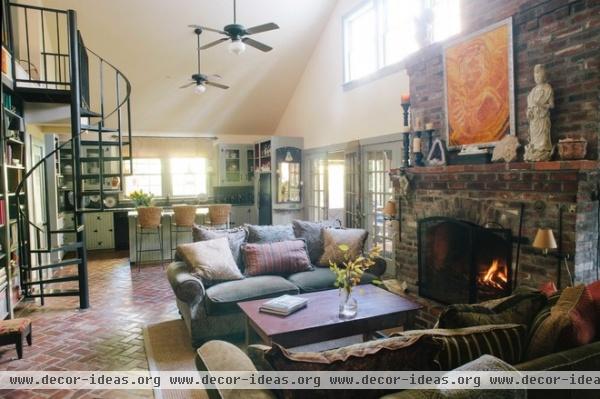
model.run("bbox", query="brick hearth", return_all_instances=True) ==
[390,161,599,328]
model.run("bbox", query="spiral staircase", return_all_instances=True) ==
[5,3,132,309]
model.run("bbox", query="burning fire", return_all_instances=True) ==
[479,259,508,290]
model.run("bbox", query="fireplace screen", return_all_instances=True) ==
[418,217,513,304]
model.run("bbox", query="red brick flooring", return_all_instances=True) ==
[0,251,179,398]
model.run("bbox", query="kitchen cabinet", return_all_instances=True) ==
[229,205,257,227]
[216,144,254,186]
[84,212,114,250]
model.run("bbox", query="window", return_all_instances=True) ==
[343,0,461,83]
[307,158,327,222]
[170,158,207,197]
[125,158,162,196]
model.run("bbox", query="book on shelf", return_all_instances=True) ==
[259,294,307,316]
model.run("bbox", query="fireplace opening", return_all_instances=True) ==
[418,217,513,304]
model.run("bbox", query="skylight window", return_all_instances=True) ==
[343,0,461,84]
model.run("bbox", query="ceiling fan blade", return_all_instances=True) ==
[245,22,279,35]
[188,24,227,35]
[208,74,222,80]
[242,37,273,52]
[205,81,229,90]
[179,81,196,88]
[199,38,229,50]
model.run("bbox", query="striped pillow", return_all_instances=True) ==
[243,240,312,276]
[398,324,527,370]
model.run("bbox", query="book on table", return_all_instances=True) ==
[259,294,308,316]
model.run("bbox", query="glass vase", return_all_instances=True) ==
[339,289,358,319]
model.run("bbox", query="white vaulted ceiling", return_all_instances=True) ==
[40,0,336,137]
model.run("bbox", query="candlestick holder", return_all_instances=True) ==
[413,131,425,167]
[401,103,410,128]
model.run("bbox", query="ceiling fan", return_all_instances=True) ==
[180,28,229,94]
[189,0,279,55]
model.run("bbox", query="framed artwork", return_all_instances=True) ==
[443,18,515,149]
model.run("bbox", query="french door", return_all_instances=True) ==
[362,142,401,274]
[305,156,327,222]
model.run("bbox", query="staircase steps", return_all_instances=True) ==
[49,225,85,234]
[23,259,82,272]
[30,242,84,254]
[81,156,131,162]
[21,275,80,286]
[27,289,80,298]
[81,108,102,118]
[16,87,71,103]
[80,140,130,146]
[80,124,119,133]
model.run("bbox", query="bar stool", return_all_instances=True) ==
[170,205,197,260]
[135,206,164,271]
[208,204,232,229]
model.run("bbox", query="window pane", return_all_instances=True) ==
[345,2,377,81]
[432,0,461,42]
[383,0,420,66]
[328,162,345,209]
[170,158,207,196]
[125,158,162,196]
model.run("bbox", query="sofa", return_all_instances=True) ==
[167,222,387,348]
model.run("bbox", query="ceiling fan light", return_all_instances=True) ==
[194,83,207,94]
[228,39,246,55]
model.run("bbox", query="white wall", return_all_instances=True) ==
[275,0,410,149]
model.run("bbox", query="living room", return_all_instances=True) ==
[0,0,598,398]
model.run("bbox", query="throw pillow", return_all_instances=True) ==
[587,280,600,332]
[398,324,527,371]
[292,220,340,265]
[192,225,247,271]
[176,237,243,282]
[526,285,597,360]
[318,228,368,267]
[243,240,312,276]
[437,289,547,331]
[245,224,295,244]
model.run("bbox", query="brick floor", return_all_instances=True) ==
[0,251,179,398]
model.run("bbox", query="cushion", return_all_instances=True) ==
[526,285,597,360]
[243,240,312,276]
[398,324,527,370]
[0,318,31,335]
[437,288,547,331]
[587,280,600,331]
[265,334,441,371]
[245,224,295,244]
[204,275,299,315]
[318,228,368,267]
[287,267,379,293]
[192,225,246,271]
[539,281,558,297]
[292,220,340,265]
[176,237,243,282]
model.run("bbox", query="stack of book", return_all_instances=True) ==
[259,295,308,316]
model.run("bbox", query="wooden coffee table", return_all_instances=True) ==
[237,285,422,348]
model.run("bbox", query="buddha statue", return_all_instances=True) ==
[524,64,554,162]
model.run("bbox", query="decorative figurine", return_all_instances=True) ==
[524,64,554,162]
[492,135,520,163]
[427,139,447,166]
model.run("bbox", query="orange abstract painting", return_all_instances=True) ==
[444,23,512,147]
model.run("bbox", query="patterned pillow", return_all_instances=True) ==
[192,225,246,271]
[243,240,312,276]
[437,289,547,331]
[245,224,295,244]
[176,237,243,282]
[398,324,527,370]
[526,285,597,360]
[292,220,340,265]
[318,228,368,267]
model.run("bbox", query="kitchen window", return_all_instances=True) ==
[124,158,162,196]
[170,157,208,197]
[343,0,461,84]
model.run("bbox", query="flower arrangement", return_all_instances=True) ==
[329,244,382,293]
[128,190,154,207]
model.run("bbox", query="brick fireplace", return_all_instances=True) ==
[387,0,600,328]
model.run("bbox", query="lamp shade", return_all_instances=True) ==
[383,200,397,218]
[533,228,557,251]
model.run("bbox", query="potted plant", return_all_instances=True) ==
[129,190,161,228]
[128,190,154,207]
[329,244,382,319]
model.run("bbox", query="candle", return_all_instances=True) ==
[401,94,410,104]
[414,117,423,131]
[413,137,422,153]
[425,122,434,130]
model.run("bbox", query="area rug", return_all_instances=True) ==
[143,319,208,399]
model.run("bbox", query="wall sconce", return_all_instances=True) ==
[532,228,557,255]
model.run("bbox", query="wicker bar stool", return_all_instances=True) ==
[135,206,164,271]
[208,204,231,229]
[170,205,197,260]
